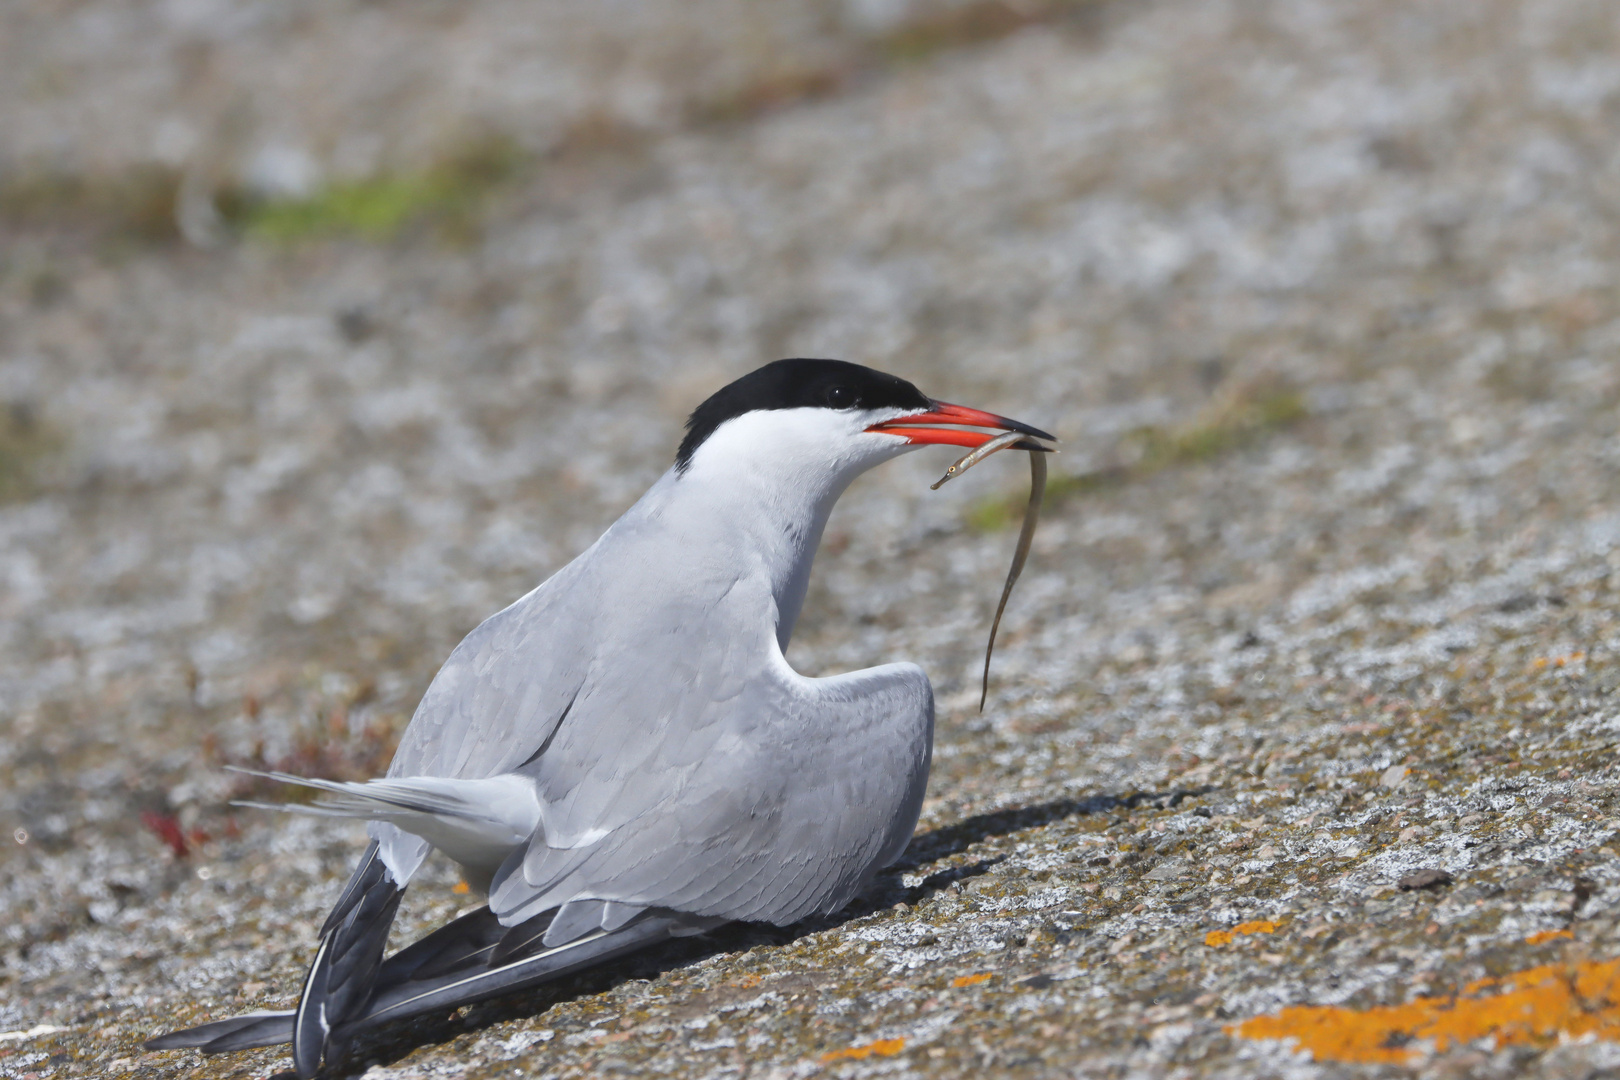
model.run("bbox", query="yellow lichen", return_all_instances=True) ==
[821,1037,906,1062]
[1229,956,1620,1063]
[951,973,993,987]
[1205,920,1280,947]
[1526,930,1573,945]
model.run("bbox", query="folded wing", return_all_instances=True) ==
[489,644,934,931]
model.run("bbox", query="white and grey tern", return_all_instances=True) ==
[146,359,1054,1076]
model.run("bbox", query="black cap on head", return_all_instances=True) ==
[676,359,932,471]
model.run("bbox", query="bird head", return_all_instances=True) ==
[675,359,1053,487]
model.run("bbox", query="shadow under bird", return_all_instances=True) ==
[146,359,1054,1076]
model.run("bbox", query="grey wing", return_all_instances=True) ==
[388,560,597,782]
[371,557,602,878]
[487,649,934,928]
[386,484,685,784]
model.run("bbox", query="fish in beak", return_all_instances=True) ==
[868,398,1058,712]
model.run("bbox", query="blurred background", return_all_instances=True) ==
[3,0,1620,1072]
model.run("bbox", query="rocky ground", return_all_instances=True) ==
[3,0,1620,1076]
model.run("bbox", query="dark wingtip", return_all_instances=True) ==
[201,1015,299,1055]
[143,1010,298,1053]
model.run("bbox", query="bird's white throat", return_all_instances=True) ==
[661,406,918,648]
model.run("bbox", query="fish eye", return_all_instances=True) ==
[826,385,856,409]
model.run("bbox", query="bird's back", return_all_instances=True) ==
[376,467,934,924]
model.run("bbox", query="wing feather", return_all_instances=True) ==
[378,479,933,929]
[493,648,932,927]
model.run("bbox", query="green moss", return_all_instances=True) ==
[231,137,525,243]
[241,176,433,241]
[1124,385,1307,471]
[0,138,525,248]
[967,384,1308,530]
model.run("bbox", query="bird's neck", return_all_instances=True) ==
[624,408,913,650]
[661,463,853,650]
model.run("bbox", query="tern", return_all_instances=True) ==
[147,358,1053,1076]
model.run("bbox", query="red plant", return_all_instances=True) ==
[140,810,189,858]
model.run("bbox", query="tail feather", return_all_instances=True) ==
[144,1010,295,1053]
[145,905,709,1068]
[227,768,477,819]
[201,1012,298,1054]
[226,768,541,877]
[225,766,526,822]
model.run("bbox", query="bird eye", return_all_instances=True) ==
[826,385,855,409]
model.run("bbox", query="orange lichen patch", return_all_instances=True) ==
[1229,956,1620,1064]
[1526,929,1573,945]
[1205,920,1280,947]
[821,1037,906,1062]
[951,973,994,988]
[1533,651,1586,671]
[452,880,471,895]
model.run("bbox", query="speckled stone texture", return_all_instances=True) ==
[3,0,1620,1077]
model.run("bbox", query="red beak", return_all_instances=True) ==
[866,401,1056,450]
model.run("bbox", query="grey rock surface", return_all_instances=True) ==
[3,0,1620,1076]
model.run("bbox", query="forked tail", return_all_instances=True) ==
[145,862,699,1075]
